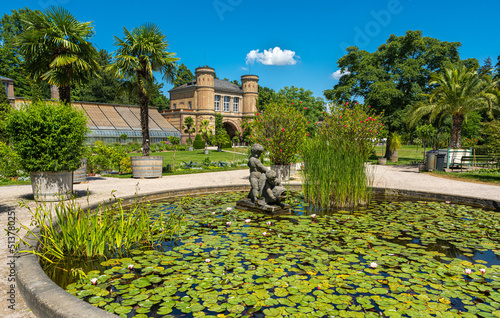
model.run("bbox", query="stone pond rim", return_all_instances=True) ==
[16,184,500,318]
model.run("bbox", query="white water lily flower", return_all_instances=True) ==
[91,278,98,285]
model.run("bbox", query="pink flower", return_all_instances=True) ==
[205,259,211,263]
[344,125,347,127]
[199,242,203,246]
[266,221,272,226]
[212,211,216,215]
[226,221,232,226]
[245,219,251,223]
[347,217,350,220]
[306,133,309,136]
[368,105,371,107]
[227,207,232,211]
[464,268,472,275]
[266,138,269,141]
[280,149,282,152]
[91,278,98,285]
[263,232,267,236]
[369,262,378,268]
[304,107,307,110]
[292,102,294,105]
[480,268,486,274]
[299,101,302,104]
[282,128,285,132]
[128,264,134,270]
[317,285,321,290]
[446,201,451,204]
[311,214,316,218]
[256,113,259,116]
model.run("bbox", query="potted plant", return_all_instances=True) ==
[251,98,308,181]
[199,119,213,155]
[109,24,178,178]
[5,101,88,201]
[183,116,196,151]
[388,132,402,162]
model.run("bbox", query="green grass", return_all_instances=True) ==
[371,144,427,165]
[427,169,500,185]
[0,178,31,187]
[129,149,247,165]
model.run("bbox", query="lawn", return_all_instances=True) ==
[372,144,427,165]
[427,169,500,185]
[129,148,248,166]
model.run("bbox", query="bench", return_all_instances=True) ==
[460,155,498,172]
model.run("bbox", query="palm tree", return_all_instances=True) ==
[17,6,100,104]
[409,65,499,148]
[109,24,178,156]
[182,116,196,145]
[199,119,213,150]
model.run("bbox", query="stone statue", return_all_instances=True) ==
[236,144,290,214]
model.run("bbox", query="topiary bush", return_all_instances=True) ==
[5,102,88,172]
[193,134,205,149]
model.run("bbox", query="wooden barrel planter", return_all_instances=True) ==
[30,171,73,201]
[378,158,387,165]
[73,158,87,184]
[131,156,163,178]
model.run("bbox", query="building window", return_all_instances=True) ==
[233,97,239,112]
[173,103,176,109]
[223,96,230,112]
[4,83,8,97]
[189,101,192,109]
[214,95,220,111]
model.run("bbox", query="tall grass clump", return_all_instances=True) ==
[16,194,186,263]
[301,103,383,209]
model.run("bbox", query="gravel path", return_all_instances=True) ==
[1,165,498,317]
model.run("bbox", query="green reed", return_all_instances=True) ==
[15,194,186,262]
[301,105,379,210]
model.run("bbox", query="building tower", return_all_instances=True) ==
[195,66,215,113]
[241,75,259,117]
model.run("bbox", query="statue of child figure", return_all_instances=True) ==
[247,144,287,206]
[247,144,267,203]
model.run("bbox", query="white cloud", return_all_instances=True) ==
[240,67,248,71]
[331,69,350,80]
[246,47,299,66]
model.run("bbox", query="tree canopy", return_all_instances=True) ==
[173,63,194,87]
[109,23,178,156]
[324,30,479,135]
[17,6,100,104]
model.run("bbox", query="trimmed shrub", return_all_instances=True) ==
[193,134,205,149]
[5,102,88,172]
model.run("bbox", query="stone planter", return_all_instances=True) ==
[188,146,194,151]
[131,156,163,178]
[271,164,291,182]
[378,158,387,165]
[204,149,210,155]
[72,158,87,184]
[30,171,73,201]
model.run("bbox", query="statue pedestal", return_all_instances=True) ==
[235,198,290,215]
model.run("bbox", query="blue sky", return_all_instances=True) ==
[1,0,499,99]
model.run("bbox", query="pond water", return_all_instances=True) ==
[48,192,500,317]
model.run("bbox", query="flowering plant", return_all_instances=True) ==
[251,99,308,165]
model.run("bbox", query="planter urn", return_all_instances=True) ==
[30,171,73,201]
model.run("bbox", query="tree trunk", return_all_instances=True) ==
[384,136,392,159]
[449,114,464,149]
[58,86,71,105]
[139,85,150,157]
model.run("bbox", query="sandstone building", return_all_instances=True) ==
[163,66,258,143]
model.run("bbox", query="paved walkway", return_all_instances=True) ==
[0,165,499,317]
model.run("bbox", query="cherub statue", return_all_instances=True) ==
[261,169,287,205]
[247,144,267,203]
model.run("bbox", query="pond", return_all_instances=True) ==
[49,191,500,317]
